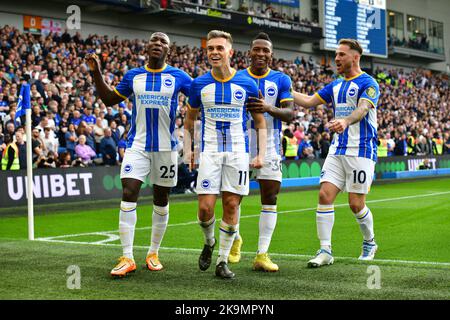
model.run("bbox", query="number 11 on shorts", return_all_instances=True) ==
[238,170,247,185]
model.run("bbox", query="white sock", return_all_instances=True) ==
[316,204,334,251]
[148,204,169,255]
[354,206,375,242]
[258,205,277,254]
[234,205,241,241]
[217,221,238,264]
[198,216,216,247]
[119,201,137,260]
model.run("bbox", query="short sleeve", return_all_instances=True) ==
[178,71,193,96]
[316,82,334,104]
[114,71,134,100]
[246,80,259,102]
[188,79,201,109]
[359,79,380,109]
[278,74,294,104]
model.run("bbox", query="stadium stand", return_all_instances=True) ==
[0,24,449,173]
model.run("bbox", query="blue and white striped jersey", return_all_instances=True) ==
[316,72,380,162]
[241,68,293,156]
[188,69,258,153]
[114,64,192,151]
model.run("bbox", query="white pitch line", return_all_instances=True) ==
[33,238,450,267]
[37,190,450,242]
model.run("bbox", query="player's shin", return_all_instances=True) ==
[148,204,169,255]
[258,205,277,253]
[234,205,241,241]
[354,205,375,242]
[217,221,238,264]
[119,201,137,260]
[316,204,335,251]
[198,216,216,247]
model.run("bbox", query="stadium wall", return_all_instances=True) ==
[1,155,449,211]
[387,0,450,72]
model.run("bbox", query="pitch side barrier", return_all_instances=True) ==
[0,166,153,210]
[0,155,449,211]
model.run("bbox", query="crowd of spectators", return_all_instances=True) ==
[388,33,439,53]
[0,25,449,176]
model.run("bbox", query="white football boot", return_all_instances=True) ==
[307,249,334,268]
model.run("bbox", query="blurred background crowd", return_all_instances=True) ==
[0,25,449,174]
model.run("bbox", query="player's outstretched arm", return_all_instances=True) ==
[246,91,295,123]
[183,105,199,171]
[249,110,267,169]
[293,90,323,108]
[85,53,124,106]
[326,99,372,134]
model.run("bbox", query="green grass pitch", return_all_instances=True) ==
[0,178,449,300]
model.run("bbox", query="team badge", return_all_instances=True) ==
[348,88,356,97]
[124,164,133,173]
[366,87,376,99]
[266,87,276,97]
[201,179,211,189]
[233,90,244,101]
[163,78,174,88]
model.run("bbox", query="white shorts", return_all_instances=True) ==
[120,148,178,187]
[252,153,282,182]
[320,155,375,194]
[196,152,250,195]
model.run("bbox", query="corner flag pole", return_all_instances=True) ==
[16,83,34,240]
[26,106,34,240]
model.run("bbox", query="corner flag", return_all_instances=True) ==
[15,83,35,240]
[15,83,31,120]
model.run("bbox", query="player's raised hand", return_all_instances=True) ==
[250,155,264,169]
[246,90,271,114]
[326,119,349,134]
[85,53,101,72]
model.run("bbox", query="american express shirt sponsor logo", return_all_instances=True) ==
[207,107,241,119]
[137,94,170,107]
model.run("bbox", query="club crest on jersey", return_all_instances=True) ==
[233,90,244,101]
[266,86,277,97]
[348,88,356,97]
[124,164,133,173]
[163,78,174,88]
[201,179,211,189]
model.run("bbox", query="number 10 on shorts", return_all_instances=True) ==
[352,170,367,184]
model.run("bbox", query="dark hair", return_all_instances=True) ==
[4,134,13,144]
[253,32,271,44]
[283,128,293,138]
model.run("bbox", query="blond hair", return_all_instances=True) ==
[207,30,233,45]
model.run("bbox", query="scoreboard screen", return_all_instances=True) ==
[323,0,387,58]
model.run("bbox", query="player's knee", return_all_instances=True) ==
[122,187,138,202]
[262,193,277,206]
[198,203,214,219]
[349,200,364,214]
[318,189,333,205]
[153,193,169,207]
[222,197,240,212]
